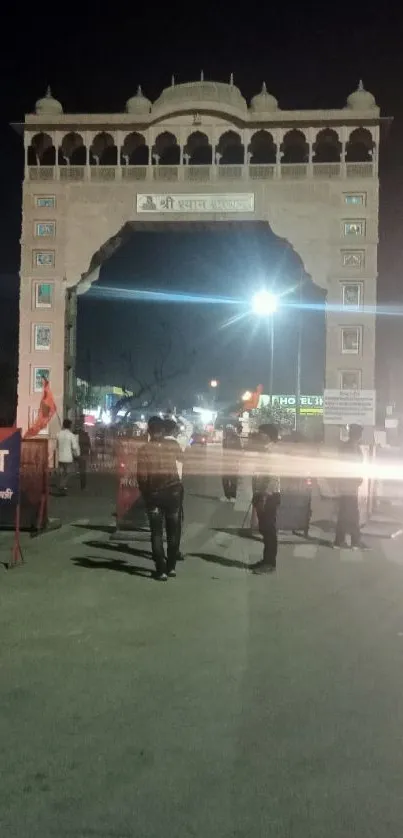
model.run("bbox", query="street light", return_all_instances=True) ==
[251,290,278,317]
[251,291,278,401]
[210,379,218,389]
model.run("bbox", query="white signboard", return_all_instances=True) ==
[323,389,376,426]
[136,193,255,214]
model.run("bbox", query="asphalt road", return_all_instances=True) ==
[1,456,403,837]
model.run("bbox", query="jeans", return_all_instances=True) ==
[222,476,238,499]
[335,494,361,546]
[254,493,280,567]
[78,455,88,490]
[146,487,182,574]
[58,462,71,491]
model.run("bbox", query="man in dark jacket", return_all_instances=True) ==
[76,421,91,490]
[137,416,184,581]
[221,423,242,501]
[250,423,281,573]
[334,424,368,549]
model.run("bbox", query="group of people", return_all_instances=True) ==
[55,413,369,580]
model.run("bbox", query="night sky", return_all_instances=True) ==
[1,6,403,414]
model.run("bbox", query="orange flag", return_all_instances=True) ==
[24,378,57,438]
[243,384,263,411]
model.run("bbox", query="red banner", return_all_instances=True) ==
[115,439,147,531]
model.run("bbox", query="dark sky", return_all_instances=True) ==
[1,5,403,407]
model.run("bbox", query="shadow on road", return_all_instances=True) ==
[73,523,115,534]
[212,527,330,547]
[189,552,250,570]
[71,556,152,579]
[83,539,152,561]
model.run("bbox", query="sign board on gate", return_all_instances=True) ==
[0,429,21,507]
[323,390,376,426]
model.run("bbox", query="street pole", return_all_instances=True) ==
[269,314,274,404]
[295,268,303,432]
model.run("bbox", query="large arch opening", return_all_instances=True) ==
[75,221,325,431]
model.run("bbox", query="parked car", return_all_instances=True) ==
[190,431,207,446]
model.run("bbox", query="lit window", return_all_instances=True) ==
[34,323,52,351]
[33,250,55,268]
[35,196,56,208]
[340,370,361,390]
[342,250,364,268]
[32,367,51,393]
[344,194,365,206]
[342,283,361,308]
[35,282,53,309]
[344,221,365,236]
[35,221,56,237]
[341,327,361,354]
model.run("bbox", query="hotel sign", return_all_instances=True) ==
[136,193,255,214]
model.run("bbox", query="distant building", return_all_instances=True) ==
[15,78,385,440]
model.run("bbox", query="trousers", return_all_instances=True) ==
[222,476,238,499]
[335,493,361,546]
[254,493,280,567]
[146,487,182,574]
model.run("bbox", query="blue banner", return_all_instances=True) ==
[0,429,21,506]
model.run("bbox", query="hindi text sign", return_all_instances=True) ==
[137,193,255,214]
[323,390,376,426]
[0,429,21,507]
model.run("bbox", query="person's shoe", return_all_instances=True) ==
[251,560,276,574]
[167,569,177,578]
[333,542,348,549]
[155,572,168,581]
[352,542,370,551]
[177,553,185,562]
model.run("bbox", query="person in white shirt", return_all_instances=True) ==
[56,419,80,493]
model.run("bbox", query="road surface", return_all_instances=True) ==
[1,455,403,837]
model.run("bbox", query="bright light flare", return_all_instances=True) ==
[210,380,218,388]
[242,390,252,401]
[251,290,278,316]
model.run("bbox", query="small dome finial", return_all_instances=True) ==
[200,69,204,81]
[262,81,267,93]
[358,79,364,90]
[46,86,52,98]
[230,72,234,86]
[171,74,175,86]
[136,85,143,96]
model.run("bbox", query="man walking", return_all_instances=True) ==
[164,418,185,561]
[76,421,91,490]
[221,423,242,501]
[334,424,368,550]
[250,423,280,573]
[137,416,184,581]
[56,419,80,494]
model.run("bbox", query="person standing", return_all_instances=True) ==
[164,418,185,561]
[334,424,368,550]
[250,424,280,573]
[77,422,91,490]
[137,416,184,581]
[221,423,242,501]
[56,419,80,494]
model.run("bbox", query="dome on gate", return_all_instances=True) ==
[346,80,377,111]
[250,82,279,113]
[126,85,152,115]
[152,75,248,118]
[35,87,63,115]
